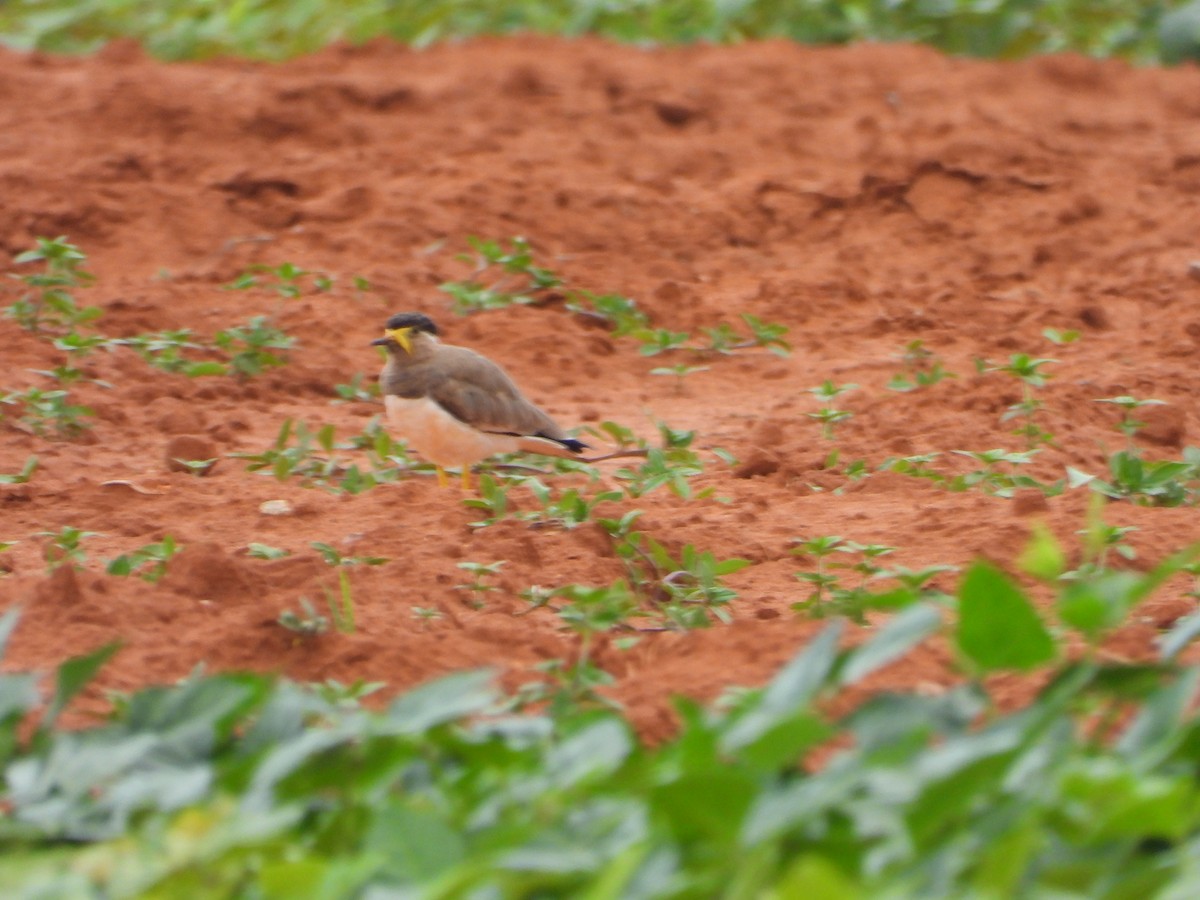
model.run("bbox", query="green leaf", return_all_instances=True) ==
[545,719,632,788]
[106,555,133,576]
[183,361,228,377]
[365,804,466,883]
[839,603,942,685]
[0,607,21,659]
[1159,611,1200,662]
[42,641,120,729]
[1059,758,1197,842]
[720,621,842,752]
[385,668,497,734]
[1066,466,1095,489]
[1058,571,1143,642]
[248,543,290,560]
[1018,521,1065,580]
[738,712,832,772]
[971,815,1040,895]
[768,855,859,900]
[956,561,1055,672]
[1115,668,1200,761]
[652,770,757,842]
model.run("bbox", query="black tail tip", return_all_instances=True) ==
[561,438,588,454]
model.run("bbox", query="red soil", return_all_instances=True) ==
[2,37,1200,737]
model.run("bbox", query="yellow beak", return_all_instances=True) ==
[384,327,412,353]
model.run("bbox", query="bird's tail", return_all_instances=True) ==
[517,434,589,458]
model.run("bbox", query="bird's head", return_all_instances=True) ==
[371,312,439,355]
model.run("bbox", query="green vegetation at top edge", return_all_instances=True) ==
[0,0,1198,64]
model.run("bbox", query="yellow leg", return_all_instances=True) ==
[436,466,449,489]
[460,467,473,491]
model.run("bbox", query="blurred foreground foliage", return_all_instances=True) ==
[0,0,1198,63]
[7,539,1200,896]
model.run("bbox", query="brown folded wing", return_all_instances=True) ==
[388,345,568,441]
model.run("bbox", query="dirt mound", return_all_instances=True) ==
[2,37,1200,735]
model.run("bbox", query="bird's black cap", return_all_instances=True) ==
[383,312,438,335]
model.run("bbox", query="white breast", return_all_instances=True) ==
[384,395,523,468]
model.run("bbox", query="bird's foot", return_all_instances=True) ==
[435,466,450,489]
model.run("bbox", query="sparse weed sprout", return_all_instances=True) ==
[1095,394,1166,450]
[5,236,100,333]
[332,372,379,403]
[410,605,443,626]
[0,456,38,485]
[1042,327,1081,345]
[235,418,401,493]
[440,236,561,314]
[951,448,1057,498]
[213,316,295,378]
[649,361,709,389]
[632,312,790,358]
[615,423,706,498]
[226,261,333,298]
[106,536,181,583]
[593,510,751,628]
[310,542,384,634]
[566,291,649,335]
[1071,449,1199,507]
[439,236,789,361]
[887,339,955,392]
[1,387,93,438]
[526,481,623,530]
[41,332,113,386]
[455,560,506,607]
[790,535,954,623]
[311,542,388,568]
[805,380,857,440]
[247,543,290,560]
[987,353,1057,449]
[278,598,329,636]
[115,329,225,377]
[462,473,513,528]
[36,526,100,572]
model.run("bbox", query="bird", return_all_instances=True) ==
[371,312,587,488]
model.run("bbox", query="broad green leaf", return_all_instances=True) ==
[738,712,832,772]
[0,607,21,658]
[1059,758,1197,842]
[838,603,941,685]
[956,562,1055,672]
[862,586,921,610]
[385,668,497,734]
[545,719,631,788]
[42,641,120,729]
[1159,612,1200,662]
[652,770,757,842]
[1066,466,1095,489]
[970,816,1040,896]
[1116,668,1200,761]
[1058,571,1143,641]
[849,686,986,756]
[767,855,859,900]
[1018,522,1065,580]
[0,673,40,722]
[106,556,133,576]
[720,621,842,752]
[580,844,650,900]
[906,729,1023,846]
[183,361,228,377]
[366,804,466,883]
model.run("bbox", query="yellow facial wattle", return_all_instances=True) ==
[384,327,412,353]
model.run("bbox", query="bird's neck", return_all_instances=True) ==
[391,333,439,365]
